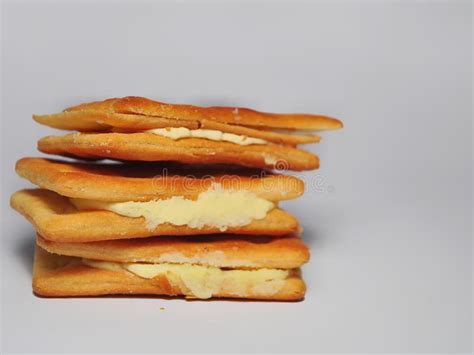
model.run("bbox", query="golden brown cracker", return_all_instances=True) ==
[37,234,309,269]
[33,246,306,301]
[16,157,305,202]
[37,133,319,171]
[64,96,343,130]
[11,189,300,242]
[33,110,199,132]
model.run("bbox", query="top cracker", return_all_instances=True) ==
[34,97,343,171]
[35,96,343,133]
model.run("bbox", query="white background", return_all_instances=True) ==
[1,0,472,353]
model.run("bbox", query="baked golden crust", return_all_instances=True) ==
[33,246,306,300]
[11,189,300,242]
[34,111,320,146]
[63,96,342,131]
[16,157,305,202]
[37,133,319,171]
[37,234,310,269]
[33,110,200,132]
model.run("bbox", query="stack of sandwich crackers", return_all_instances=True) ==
[11,97,342,301]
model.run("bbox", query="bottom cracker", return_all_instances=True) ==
[33,246,306,301]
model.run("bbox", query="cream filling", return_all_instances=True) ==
[82,259,289,299]
[145,127,268,145]
[70,183,275,231]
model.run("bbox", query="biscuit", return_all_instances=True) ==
[37,234,309,269]
[33,110,200,132]
[34,111,320,146]
[33,246,306,301]
[16,158,305,202]
[11,189,300,242]
[37,133,319,170]
[39,96,342,130]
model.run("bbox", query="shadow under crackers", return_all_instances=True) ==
[32,293,305,303]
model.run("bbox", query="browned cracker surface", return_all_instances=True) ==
[11,189,300,242]
[37,133,319,171]
[37,234,310,269]
[33,246,306,301]
[16,157,305,202]
[58,96,343,130]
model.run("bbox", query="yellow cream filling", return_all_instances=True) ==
[82,259,289,299]
[145,127,268,145]
[70,183,275,231]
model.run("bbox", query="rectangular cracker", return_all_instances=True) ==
[63,96,343,131]
[33,246,306,301]
[11,189,300,242]
[37,234,309,269]
[16,157,305,202]
[37,133,319,171]
[33,110,200,132]
[34,111,320,145]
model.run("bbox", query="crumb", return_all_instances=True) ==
[160,307,165,311]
